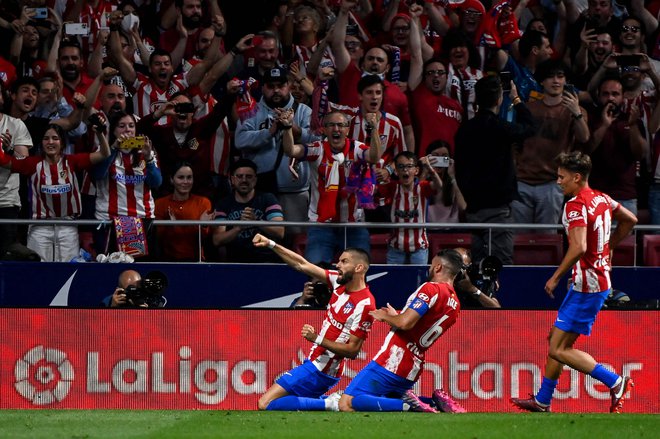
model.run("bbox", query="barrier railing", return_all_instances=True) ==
[1,219,659,266]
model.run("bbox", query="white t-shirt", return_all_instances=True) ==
[0,114,34,208]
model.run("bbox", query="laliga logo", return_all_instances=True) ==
[14,346,74,405]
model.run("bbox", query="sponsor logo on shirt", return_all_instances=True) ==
[114,174,147,185]
[41,184,72,194]
[418,292,429,302]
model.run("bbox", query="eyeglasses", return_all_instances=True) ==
[324,122,349,128]
[621,25,640,33]
[463,10,483,18]
[396,164,416,170]
[345,41,361,49]
[392,26,410,33]
[425,69,447,76]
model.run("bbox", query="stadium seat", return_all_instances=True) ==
[611,234,636,266]
[369,233,390,264]
[428,233,472,255]
[643,234,660,266]
[513,233,564,266]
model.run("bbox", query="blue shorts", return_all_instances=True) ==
[276,360,340,398]
[345,361,414,398]
[555,287,609,335]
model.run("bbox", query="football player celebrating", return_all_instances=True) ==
[253,233,376,411]
[511,151,637,413]
[338,248,466,413]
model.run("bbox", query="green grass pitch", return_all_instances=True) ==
[1,411,658,439]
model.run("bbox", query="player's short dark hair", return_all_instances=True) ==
[394,150,417,165]
[556,151,592,179]
[58,39,82,58]
[231,158,258,175]
[475,75,502,109]
[436,248,463,278]
[11,76,39,94]
[519,30,547,59]
[149,48,172,65]
[344,247,371,270]
[357,74,384,94]
[535,59,571,83]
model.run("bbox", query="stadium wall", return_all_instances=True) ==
[1,309,657,413]
[0,262,658,309]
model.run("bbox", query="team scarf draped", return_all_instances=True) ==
[234,77,259,122]
[316,139,375,222]
[390,46,401,85]
[311,79,329,135]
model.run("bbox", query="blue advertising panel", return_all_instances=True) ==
[0,262,657,308]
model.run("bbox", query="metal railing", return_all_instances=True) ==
[1,218,658,266]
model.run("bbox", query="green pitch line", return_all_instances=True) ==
[0,410,657,439]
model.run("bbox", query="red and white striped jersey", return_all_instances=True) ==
[132,73,188,123]
[373,281,460,382]
[330,104,407,164]
[563,187,619,293]
[379,180,434,252]
[309,270,376,377]
[446,65,483,120]
[94,151,157,220]
[304,139,370,222]
[293,43,335,77]
[10,154,91,219]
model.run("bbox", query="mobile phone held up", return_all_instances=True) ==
[428,155,450,168]
[31,8,48,19]
[499,71,512,92]
[64,22,90,36]
[119,136,146,149]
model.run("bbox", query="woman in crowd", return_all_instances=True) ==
[422,140,466,225]
[93,111,161,257]
[0,124,110,261]
[155,161,214,262]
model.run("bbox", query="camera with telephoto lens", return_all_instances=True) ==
[456,255,502,298]
[293,280,331,309]
[123,271,168,308]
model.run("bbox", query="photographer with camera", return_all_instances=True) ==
[453,247,501,309]
[290,262,333,309]
[103,269,168,308]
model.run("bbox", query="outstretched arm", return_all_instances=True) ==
[253,233,326,281]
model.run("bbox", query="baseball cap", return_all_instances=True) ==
[263,66,289,84]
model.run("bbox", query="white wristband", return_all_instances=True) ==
[314,335,324,346]
[268,239,276,249]
[473,289,482,297]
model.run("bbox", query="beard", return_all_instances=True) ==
[61,67,80,82]
[265,94,288,109]
[182,14,202,30]
[336,270,354,285]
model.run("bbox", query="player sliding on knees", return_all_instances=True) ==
[511,152,638,413]
[253,233,376,411]
[338,249,466,413]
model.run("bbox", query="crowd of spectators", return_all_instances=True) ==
[0,0,658,265]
